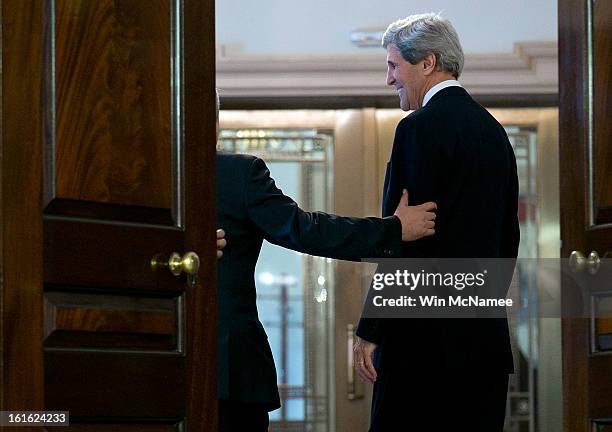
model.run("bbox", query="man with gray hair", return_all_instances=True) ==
[353,13,519,431]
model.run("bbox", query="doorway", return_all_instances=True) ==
[219,107,561,432]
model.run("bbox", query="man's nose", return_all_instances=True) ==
[386,69,394,86]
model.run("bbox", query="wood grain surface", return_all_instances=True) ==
[44,291,178,350]
[54,0,172,209]
[593,2,612,224]
[1,0,45,420]
[560,0,612,430]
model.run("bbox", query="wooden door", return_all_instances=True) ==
[559,0,612,430]
[1,0,217,430]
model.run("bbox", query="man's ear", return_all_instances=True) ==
[422,53,437,76]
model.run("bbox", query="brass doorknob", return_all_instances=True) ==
[569,250,601,274]
[151,252,200,276]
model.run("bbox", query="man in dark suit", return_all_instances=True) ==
[215,107,438,430]
[353,13,519,431]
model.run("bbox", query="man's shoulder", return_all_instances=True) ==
[400,88,499,130]
[396,88,470,130]
[397,109,425,127]
[425,87,491,120]
[217,151,257,165]
[217,152,260,174]
[395,105,439,133]
[217,153,261,215]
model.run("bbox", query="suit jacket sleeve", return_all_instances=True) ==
[244,157,403,260]
[356,115,445,344]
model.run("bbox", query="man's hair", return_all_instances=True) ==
[382,13,464,79]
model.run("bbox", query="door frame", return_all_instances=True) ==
[1,0,46,416]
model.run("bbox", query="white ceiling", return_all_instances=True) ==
[215,0,557,56]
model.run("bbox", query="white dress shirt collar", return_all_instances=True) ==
[422,79,462,107]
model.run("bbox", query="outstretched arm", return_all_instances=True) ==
[243,157,435,259]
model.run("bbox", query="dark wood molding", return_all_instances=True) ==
[1,0,46,414]
[592,1,612,229]
[43,291,179,351]
[183,0,218,429]
[558,0,590,430]
[44,199,176,226]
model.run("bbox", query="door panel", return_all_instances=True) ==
[53,0,172,210]
[593,423,612,432]
[592,1,612,224]
[0,0,46,420]
[560,0,612,430]
[45,0,178,224]
[45,351,185,417]
[43,291,180,350]
[1,0,217,429]
[44,219,183,289]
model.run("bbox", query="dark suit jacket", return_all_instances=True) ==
[357,86,519,373]
[216,152,403,410]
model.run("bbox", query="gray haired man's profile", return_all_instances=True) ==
[353,13,519,431]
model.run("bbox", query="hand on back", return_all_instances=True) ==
[393,189,437,241]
